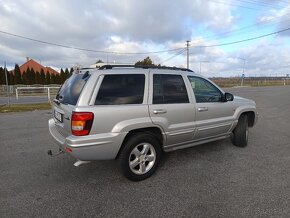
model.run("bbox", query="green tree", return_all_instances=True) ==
[45,72,51,85]
[95,59,104,64]
[30,68,36,84]
[135,57,155,66]
[69,67,73,76]
[14,64,22,84]
[8,70,15,85]
[40,69,45,85]
[23,67,30,85]
[50,73,57,84]
[54,73,61,84]
[35,71,41,84]
[64,68,70,80]
[0,67,5,85]
[60,68,65,83]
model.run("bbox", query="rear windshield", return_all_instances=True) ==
[56,72,90,105]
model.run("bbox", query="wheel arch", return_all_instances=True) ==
[115,127,165,159]
[240,111,256,127]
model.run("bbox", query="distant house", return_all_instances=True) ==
[18,58,59,75]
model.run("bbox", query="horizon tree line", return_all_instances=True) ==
[0,64,73,85]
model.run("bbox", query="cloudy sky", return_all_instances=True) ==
[0,0,290,77]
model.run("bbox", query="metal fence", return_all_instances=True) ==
[0,85,61,104]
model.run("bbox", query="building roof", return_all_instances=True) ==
[18,59,59,75]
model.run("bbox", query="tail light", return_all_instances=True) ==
[71,112,94,136]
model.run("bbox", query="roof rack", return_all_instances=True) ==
[98,65,193,72]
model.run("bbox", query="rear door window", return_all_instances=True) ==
[95,74,145,105]
[56,71,90,105]
[153,74,189,104]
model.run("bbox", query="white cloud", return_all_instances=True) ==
[0,0,289,77]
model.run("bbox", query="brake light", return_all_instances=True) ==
[71,112,94,136]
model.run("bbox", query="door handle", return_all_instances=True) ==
[153,109,167,114]
[198,107,208,112]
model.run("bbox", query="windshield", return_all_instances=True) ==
[56,71,90,105]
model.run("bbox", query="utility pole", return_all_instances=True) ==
[186,40,190,69]
[4,61,10,106]
[237,57,246,87]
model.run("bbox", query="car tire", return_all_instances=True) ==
[231,114,249,147]
[118,133,162,181]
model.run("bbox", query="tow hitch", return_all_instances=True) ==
[47,149,64,157]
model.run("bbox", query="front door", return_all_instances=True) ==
[187,76,234,140]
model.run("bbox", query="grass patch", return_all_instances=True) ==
[0,103,52,113]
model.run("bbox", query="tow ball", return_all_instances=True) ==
[47,149,64,157]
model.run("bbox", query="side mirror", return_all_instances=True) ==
[223,92,234,102]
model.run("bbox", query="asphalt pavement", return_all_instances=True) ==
[1,86,290,217]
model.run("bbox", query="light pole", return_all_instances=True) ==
[199,61,209,74]
[237,58,246,86]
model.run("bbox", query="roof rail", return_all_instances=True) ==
[80,67,95,70]
[98,65,193,72]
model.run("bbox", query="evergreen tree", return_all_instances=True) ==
[45,72,51,85]
[35,71,41,84]
[0,67,5,85]
[55,73,61,84]
[60,68,65,83]
[50,73,56,84]
[14,64,22,84]
[69,67,73,76]
[30,68,36,84]
[64,68,70,80]
[22,71,27,85]
[8,71,15,85]
[40,69,45,85]
[24,67,31,85]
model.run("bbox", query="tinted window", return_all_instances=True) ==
[57,72,90,105]
[188,76,222,103]
[153,74,189,104]
[95,74,145,105]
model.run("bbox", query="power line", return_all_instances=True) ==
[201,12,290,41]
[190,27,290,51]
[0,30,183,55]
[1,26,290,60]
[235,0,287,9]
[159,49,186,65]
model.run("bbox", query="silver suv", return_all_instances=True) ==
[48,65,258,181]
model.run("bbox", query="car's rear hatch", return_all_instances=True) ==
[52,71,91,137]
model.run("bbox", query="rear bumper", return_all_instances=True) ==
[48,119,126,161]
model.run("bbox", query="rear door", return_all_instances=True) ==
[148,72,196,148]
[53,71,91,135]
[187,76,234,140]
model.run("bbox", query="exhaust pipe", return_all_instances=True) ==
[73,160,91,167]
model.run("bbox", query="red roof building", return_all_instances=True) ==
[18,58,59,75]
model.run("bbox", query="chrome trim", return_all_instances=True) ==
[168,128,195,136]
[197,122,232,131]
[164,134,231,152]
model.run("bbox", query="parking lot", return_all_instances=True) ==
[1,86,290,217]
